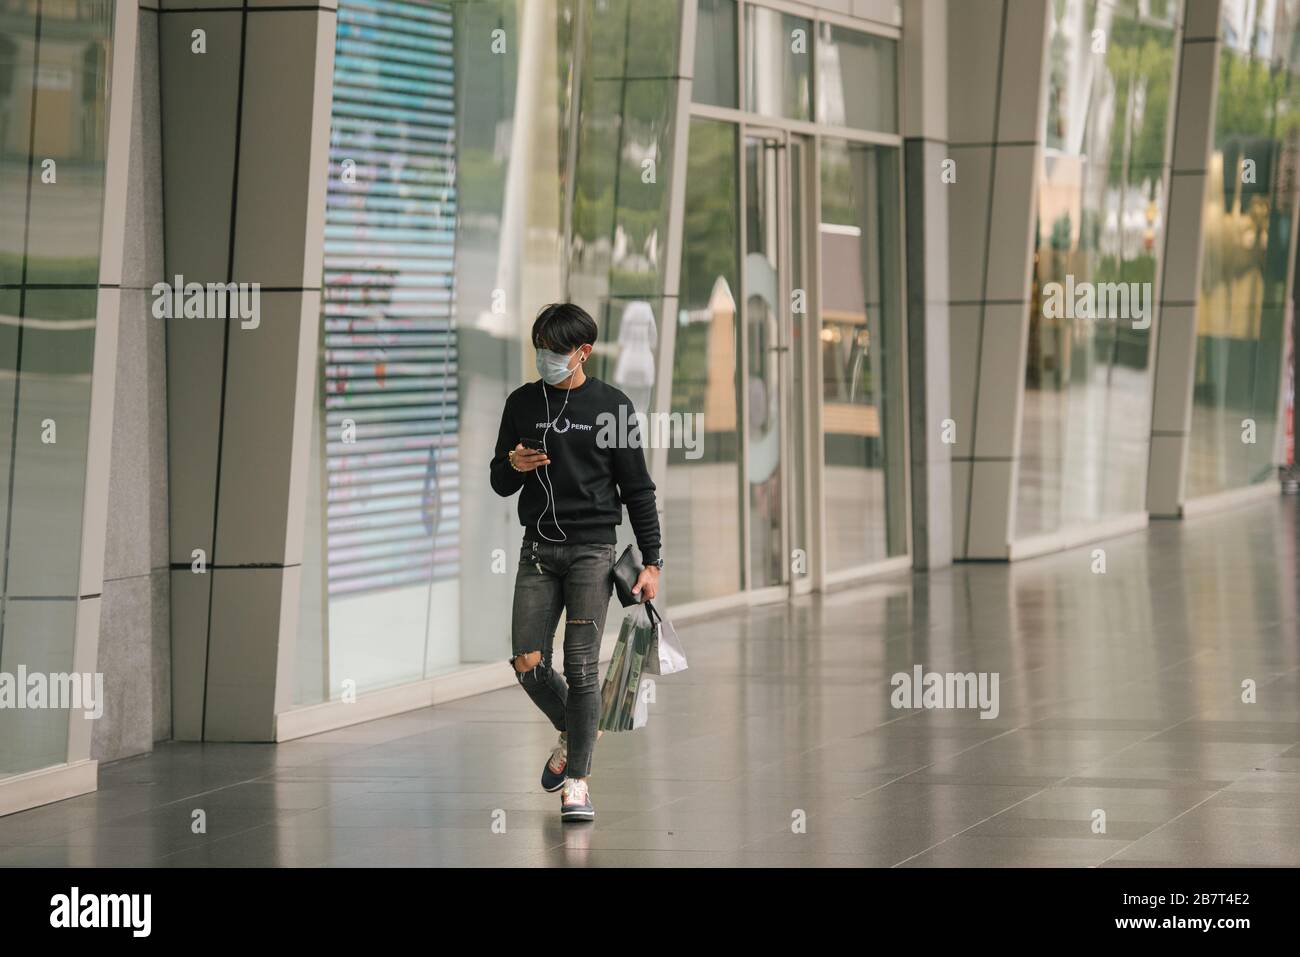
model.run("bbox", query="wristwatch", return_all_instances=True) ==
[648,557,665,569]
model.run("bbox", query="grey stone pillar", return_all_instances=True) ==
[65,0,140,775]
[943,0,1050,559]
[160,0,335,741]
[1146,1,1221,517]
[901,0,952,571]
[93,1,172,766]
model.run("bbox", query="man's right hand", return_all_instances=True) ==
[509,443,550,472]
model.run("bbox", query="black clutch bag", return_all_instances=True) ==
[612,544,644,607]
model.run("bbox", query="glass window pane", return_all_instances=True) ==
[0,282,17,597]
[0,290,96,775]
[1017,0,1174,539]
[0,5,112,781]
[819,139,906,569]
[592,295,668,575]
[0,6,36,287]
[571,76,676,301]
[815,23,896,132]
[693,0,737,108]
[299,0,468,704]
[0,600,77,776]
[587,0,681,80]
[6,289,97,598]
[296,0,575,705]
[596,297,661,417]
[1188,24,1299,498]
[666,117,741,602]
[1220,0,1299,60]
[744,5,811,120]
[23,3,112,284]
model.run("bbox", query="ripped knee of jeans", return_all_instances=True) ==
[511,650,544,683]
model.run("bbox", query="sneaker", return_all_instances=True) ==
[560,778,595,822]
[541,734,567,792]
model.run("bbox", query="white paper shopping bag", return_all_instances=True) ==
[644,602,687,675]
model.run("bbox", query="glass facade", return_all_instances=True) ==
[290,0,908,702]
[693,0,738,109]
[265,0,1300,722]
[683,8,908,586]
[815,21,897,133]
[0,0,113,775]
[296,0,463,704]
[450,0,574,675]
[295,0,690,701]
[680,6,907,588]
[819,138,907,569]
[569,0,681,398]
[1187,0,1300,498]
[744,4,812,121]
[1017,0,1177,539]
[668,116,742,602]
[297,0,573,702]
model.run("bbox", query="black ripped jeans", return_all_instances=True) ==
[510,540,615,779]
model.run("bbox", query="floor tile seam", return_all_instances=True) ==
[884,713,1204,866]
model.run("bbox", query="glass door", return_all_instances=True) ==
[744,133,784,590]
[743,129,809,595]
[787,135,813,594]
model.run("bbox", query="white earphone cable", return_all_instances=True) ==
[534,377,572,542]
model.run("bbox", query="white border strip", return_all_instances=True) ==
[1009,511,1150,562]
[822,554,912,591]
[278,610,630,741]
[0,760,98,819]
[276,576,815,741]
[1181,478,1282,519]
[276,663,511,741]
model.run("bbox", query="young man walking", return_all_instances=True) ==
[490,303,663,822]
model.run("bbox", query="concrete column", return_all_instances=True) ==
[94,1,172,766]
[943,0,1050,560]
[160,0,335,740]
[901,0,952,570]
[65,0,139,771]
[1146,0,1220,517]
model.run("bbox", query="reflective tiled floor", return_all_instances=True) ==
[2,497,1297,867]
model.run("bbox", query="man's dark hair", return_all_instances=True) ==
[531,302,598,352]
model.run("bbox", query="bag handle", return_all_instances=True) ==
[644,600,662,625]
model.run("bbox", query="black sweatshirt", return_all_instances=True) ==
[490,377,661,565]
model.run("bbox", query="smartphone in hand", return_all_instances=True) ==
[519,438,546,453]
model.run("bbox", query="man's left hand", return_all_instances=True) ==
[633,565,660,602]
